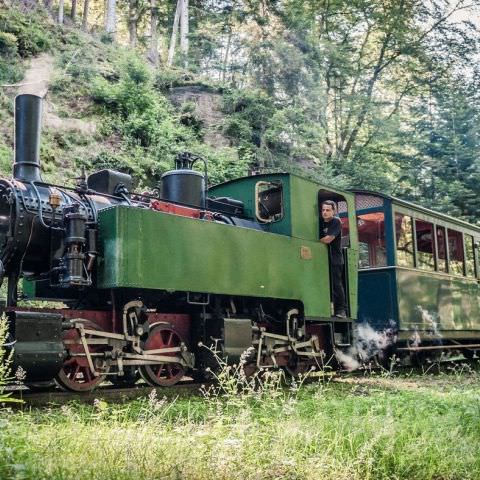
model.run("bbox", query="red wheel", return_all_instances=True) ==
[56,321,109,392]
[139,325,185,387]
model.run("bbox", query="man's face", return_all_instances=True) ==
[322,204,335,221]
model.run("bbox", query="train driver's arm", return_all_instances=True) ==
[319,235,335,244]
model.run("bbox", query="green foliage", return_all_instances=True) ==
[222,89,279,167]
[179,101,204,136]
[189,144,249,185]
[0,30,22,85]
[88,54,248,186]
[396,75,480,224]
[0,7,53,85]
[0,57,24,85]
[0,142,11,177]
[92,56,183,147]
[0,8,52,57]
[100,32,115,45]
[0,32,18,56]
[154,68,185,91]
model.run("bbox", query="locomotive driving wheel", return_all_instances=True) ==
[139,325,185,387]
[56,321,110,392]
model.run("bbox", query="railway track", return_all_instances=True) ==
[4,380,208,408]
[4,356,478,409]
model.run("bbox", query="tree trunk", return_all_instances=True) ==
[222,29,232,83]
[58,0,64,24]
[105,0,117,37]
[179,0,189,67]
[167,0,181,66]
[71,0,77,21]
[148,0,160,66]
[128,0,138,47]
[44,0,53,9]
[82,0,90,31]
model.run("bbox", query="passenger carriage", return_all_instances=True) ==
[349,190,480,359]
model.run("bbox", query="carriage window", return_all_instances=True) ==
[395,213,414,268]
[436,226,447,273]
[465,234,476,278]
[448,229,465,276]
[415,220,435,271]
[357,212,386,268]
[255,182,283,223]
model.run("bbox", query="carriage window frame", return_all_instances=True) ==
[414,219,436,271]
[475,237,480,279]
[357,210,387,269]
[255,181,284,223]
[393,204,480,278]
[447,228,466,276]
[394,213,415,268]
[465,234,476,278]
[435,225,448,273]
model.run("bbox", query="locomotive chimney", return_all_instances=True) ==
[13,93,43,183]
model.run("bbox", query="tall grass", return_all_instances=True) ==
[1,364,480,479]
[0,314,15,405]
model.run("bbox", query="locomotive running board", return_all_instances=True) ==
[397,343,480,352]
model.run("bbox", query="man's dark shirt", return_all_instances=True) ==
[319,216,343,265]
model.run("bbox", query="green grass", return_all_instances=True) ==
[1,369,480,480]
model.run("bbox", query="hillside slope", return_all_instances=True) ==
[0,6,245,188]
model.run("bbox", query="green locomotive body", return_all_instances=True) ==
[96,173,359,320]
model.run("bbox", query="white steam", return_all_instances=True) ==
[335,322,396,372]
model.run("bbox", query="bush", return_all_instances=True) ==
[0,58,24,84]
[0,142,12,177]
[179,101,204,135]
[100,32,114,44]
[154,68,184,91]
[91,54,202,183]
[0,8,52,57]
[0,32,18,56]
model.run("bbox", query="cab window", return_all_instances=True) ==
[255,182,283,223]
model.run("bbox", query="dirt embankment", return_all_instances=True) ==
[18,53,96,135]
[169,86,230,148]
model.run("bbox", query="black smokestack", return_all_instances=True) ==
[13,94,43,183]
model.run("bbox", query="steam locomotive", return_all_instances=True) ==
[4,94,357,391]
[4,94,480,392]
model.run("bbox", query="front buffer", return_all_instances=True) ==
[9,310,65,382]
